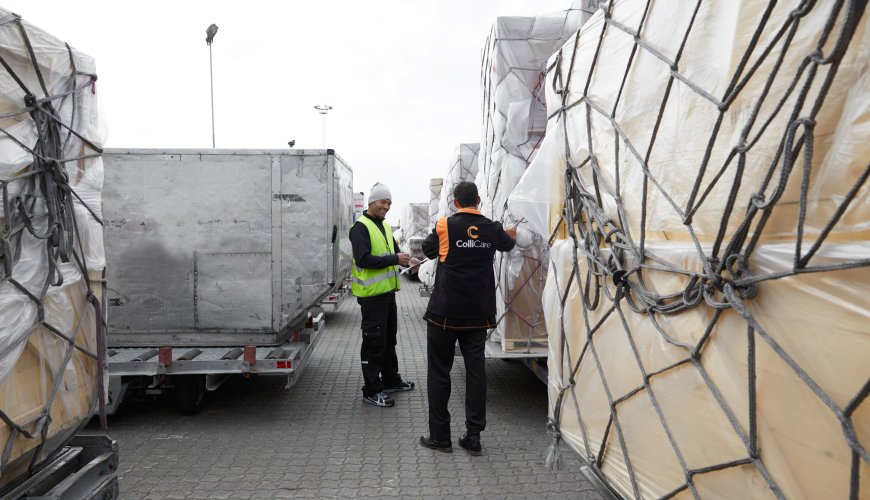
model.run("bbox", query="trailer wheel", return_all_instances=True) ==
[175,375,206,415]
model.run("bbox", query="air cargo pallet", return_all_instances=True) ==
[484,339,548,384]
[1,435,118,500]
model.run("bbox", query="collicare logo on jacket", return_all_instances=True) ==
[467,226,479,239]
[456,239,492,248]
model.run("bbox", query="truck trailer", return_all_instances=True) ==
[101,148,353,414]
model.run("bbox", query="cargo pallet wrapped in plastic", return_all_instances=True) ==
[428,178,443,229]
[509,0,870,498]
[397,202,429,263]
[477,3,595,353]
[0,10,107,490]
[437,143,480,219]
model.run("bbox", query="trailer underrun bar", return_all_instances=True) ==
[107,313,324,388]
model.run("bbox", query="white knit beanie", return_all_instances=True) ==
[368,182,392,204]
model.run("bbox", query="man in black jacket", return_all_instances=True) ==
[418,181,516,454]
[349,182,418,408]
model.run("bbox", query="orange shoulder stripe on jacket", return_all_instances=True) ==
[436,217,449,262]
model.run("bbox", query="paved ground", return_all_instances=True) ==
[86,276,605,499]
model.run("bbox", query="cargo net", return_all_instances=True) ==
[544,1,869,499]
[0,13,105,478]
[492,228,548,352]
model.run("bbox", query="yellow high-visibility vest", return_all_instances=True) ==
[351,217,401,297]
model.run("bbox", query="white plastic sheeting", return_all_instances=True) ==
[0,9,106,486]
[477,7,591,222]
[428,178,442,229]
[417,258,438,289]
[509,0,870,498]
[397,203,429,261]
[437,143,480,218]
[477,4,596,352]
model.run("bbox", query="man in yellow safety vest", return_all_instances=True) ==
[349,182,419,407]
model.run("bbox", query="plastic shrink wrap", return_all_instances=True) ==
[428,178,442,229]
[417,259,437,290]
[0,9,106,488]
[437,143,480,218]
[397,203,429,262]
[509,0,870,497]
[477,3,595,352]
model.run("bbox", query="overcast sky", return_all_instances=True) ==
[5,0,574,224]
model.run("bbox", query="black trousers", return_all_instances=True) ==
[426,323,487,442]
[358,293,401,397]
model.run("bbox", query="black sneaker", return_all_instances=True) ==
[362,392,395,407]
[419,436,453,453]
[383,380,415,393]
[458,432,482,456]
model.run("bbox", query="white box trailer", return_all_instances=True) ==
[101,148,353,413]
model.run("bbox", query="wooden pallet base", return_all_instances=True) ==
[502,339,548,354]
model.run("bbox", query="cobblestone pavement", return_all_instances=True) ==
[87,276,606,499]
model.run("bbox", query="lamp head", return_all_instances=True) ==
[206,24,218,45]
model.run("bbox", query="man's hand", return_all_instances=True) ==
[409,257,421,268]
[397,252,411,266]
[505,226,517,240]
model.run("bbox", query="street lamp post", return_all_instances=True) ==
[206,24,219,148]
[314,105,333,148]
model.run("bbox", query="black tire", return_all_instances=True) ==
[175,375,206,415]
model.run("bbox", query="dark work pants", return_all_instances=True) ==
[426,323,487,442]
[358,293,401,397]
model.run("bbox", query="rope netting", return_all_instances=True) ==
[537,0,869,498]
[0,11,106,484]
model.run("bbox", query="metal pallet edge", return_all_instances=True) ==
[1,435,118,500]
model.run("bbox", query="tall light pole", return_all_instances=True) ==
[314,105,333,148]
[206,24,218,148]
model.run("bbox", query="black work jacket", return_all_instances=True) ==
[422,208,515,329]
